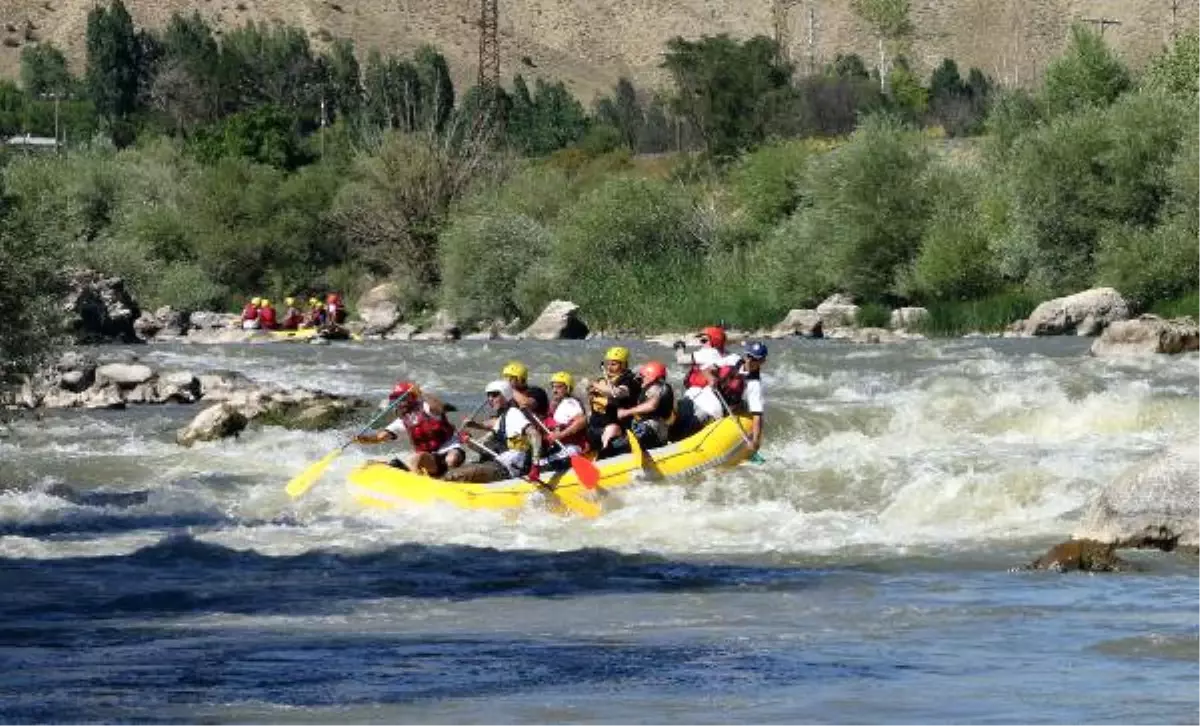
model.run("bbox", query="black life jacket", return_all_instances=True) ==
[635,381,677,425]
[589,369,640,424]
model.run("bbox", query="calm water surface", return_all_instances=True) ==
[1,336,1196,724]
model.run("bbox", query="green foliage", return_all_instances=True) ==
[189,105,309,170]
[595,77,643,150]
[1143,30,1199,98]
[663,34,793,159]
[0,175,66,388]
[850,0,912,40]
[900,165,1001,301]
[886,59,928,120]
[726,139,814,230]
[1042,25,1131,116]
[362,46,457,134]
[914,289,1040,336]
[439,211,553,325]
[85,0,142,124]
[856,302,891,328]
[984,88,1042,154]
[997,89,1193,294]
[20,43,74,97]
[505,75,589,156]
[780,114,932,303]
[1149,291,1199,320]
[151,11,221,131]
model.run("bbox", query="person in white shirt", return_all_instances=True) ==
[538,371,588,472]
[739,341,768,452]
[671,325,744,437]
[450,380,545,483]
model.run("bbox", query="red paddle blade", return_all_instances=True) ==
[570,453,600,490]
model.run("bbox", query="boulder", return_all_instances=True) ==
[890,307,929,331]
[848,327,903,344]
[62,269,142,344]
[54,351,97,392]
[182,328,264,345]
[816,293,859,328]
[383,323,419,341]
[82,385,126,410]
[196,370,258,400]
[357,282,404,336]
[1089,315,1200,357]
[176,403,248,447]
[1017,287,1130,336]
[155,371,202,404]
[1072,441,1199,552]
[411,309,460,342]
[770,309,823,339]
[94,363,156,389]
[134,306,191,341]
[520,300,589,340]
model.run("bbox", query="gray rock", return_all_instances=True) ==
[188,311,239,330]
[183,328,263,345]
[59,370,91,392]
[1072,441,1199,551]
[82,386,126,410]
[1017,287,1131,337]
[356,282,404,336]
[155,371,201,404]
[196,370,257,400]
[135,306,191,340]
[95,363,156,388]
[520,300,589,340]
[816,294,859,328]
[1089,315,1200,357]
[770,309,824,338]
[177,403,248,447]
[62,268,142,344]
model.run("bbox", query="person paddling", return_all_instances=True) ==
[353,381,465,476]
[617,361,676,450]
[448,380,544,483]
[586,346,640,458]
[538,371,589,473]
[502,361,550,418]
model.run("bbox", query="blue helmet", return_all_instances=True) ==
[745,341,768,360]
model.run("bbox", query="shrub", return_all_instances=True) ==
[915,289,1040,336]
[725,139,814,231]
[439,211,553,326]
[1041,24,1131,116]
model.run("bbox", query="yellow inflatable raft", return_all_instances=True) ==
[345,414,756,513]
[269,328,362,342]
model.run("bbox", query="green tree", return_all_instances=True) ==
[595,77,643,150]
[323,38,362,123]
[663,34,793,159]
[85,0,142,124]
[1143,30,1199,98]
[151,12,221,132]
[20,43,73,97]
[414,45,454,132]
[1042,24,1131,116]
[850,0,913,89]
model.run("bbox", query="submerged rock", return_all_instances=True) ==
[177,403,248,447]
[1023,539,1131,573]
[815,293,859,328]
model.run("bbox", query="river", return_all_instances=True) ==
[1,336,1196,724]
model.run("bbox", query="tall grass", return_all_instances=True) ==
[915,290,1040,336]
[1149,291,1199,320]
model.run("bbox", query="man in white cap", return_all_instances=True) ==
[445,380,545,483]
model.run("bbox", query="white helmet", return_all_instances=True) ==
[484,379,513,401]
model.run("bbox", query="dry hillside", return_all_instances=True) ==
[0,0,1192,102]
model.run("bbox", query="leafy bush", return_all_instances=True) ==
[1141,30,1198,98]
[1041,25,1131,116]
[915,289,1040,336]
[439,211,553,325]
[725,139,815,230]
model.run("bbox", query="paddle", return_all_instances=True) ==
[527,415,600,490]
[285,389,411,498]
[624,426,657,480]
[713,386,766,464]
[461,433,601,519]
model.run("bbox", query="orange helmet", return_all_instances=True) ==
[701,325,726,350]
[388,381,419,403]
[326,292,341,304]
[638,361,667,384]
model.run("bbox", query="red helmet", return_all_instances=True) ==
[701,325,726,350]
[638,361,667,384]
[388,381,419,402]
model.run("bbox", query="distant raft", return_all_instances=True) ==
[345,414,757,513]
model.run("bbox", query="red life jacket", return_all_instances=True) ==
[684,366,708,390]
[545,398,588,451]
[716,364,745,405]
[241,303,258,321]
[327,303,346,325]
[281,311,303,330]
[402,406,456,453]
[258,306,277,329]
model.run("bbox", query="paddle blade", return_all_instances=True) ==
[750,451,766,464]
[569,453,601,490]
[285,449,342,498]
[550,486,603,519]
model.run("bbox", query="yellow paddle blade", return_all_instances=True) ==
[627,430,644,465]
[550,486,603,519]
[285,449,343,498]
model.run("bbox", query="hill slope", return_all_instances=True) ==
[0,0,1191,102]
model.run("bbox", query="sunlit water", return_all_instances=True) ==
[1,337,1196,724]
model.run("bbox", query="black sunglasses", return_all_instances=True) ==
[698,336,710,344]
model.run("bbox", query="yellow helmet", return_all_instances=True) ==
[285,297,295,306]
[605,346,630,364]
[261,299,270,307]
[550,371,574,389]
[501,361,528,382]
[309,297,320,306]
[251,297,262,306]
